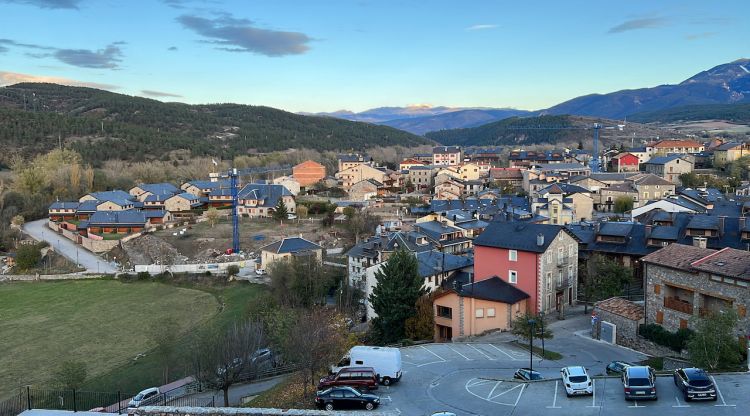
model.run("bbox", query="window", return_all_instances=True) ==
[487,308,496,317]
[509,250,517,261]
[475,308,484,318]
[656,310,664,324]
[568,265,574,279]
[643,192,649,199]
[654,284,661,294]
[679,319,688,329]
[546,272,552,291]
[437,306,452,319]
[568,244,574,257]
[509,270,518,284]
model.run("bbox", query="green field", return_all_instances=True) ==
[0,279,262,398]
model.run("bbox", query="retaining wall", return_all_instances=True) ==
[136,406,396,416]
[134,260,247,275]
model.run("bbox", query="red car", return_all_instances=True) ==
[318,367,379,391]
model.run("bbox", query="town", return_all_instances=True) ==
[1,2,750,416]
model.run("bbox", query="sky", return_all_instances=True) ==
[0,0,748,113]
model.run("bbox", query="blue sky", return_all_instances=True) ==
[0,0,748,112]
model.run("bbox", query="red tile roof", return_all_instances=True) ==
[595,297,645,321]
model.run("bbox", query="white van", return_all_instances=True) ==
[331,346,402,385]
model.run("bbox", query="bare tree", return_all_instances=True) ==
[281,308,350,398]
[192,320,267,406]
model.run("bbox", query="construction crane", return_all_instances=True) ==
[217,164,294,254]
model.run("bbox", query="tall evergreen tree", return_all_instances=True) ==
[272,198,288,222]
[369,250,424,343]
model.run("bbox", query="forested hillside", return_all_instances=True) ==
[0,83,428,165]
[629,103,750,124]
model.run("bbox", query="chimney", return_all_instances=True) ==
[537,233,545,247]
[693,236,707,249]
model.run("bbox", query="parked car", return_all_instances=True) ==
[315,386,379,411]
[606,361,634,376]
[673,368,717,401]
[127,387,160,408]
[513,368,543,381]
[560,366,593,397]
[287,214,297,220]
[330,346,402,385]
[622,366,657,401]
[251,348,280,368]
[318,367,379,391]
[255,268,266,276]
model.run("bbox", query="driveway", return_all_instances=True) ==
[182,375,287,407]
[23,219,119,274]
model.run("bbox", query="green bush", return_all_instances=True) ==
[136,271,151,280]
[639,324,693,352]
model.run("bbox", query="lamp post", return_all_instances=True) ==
[528,318,536,372]
[539,312,545,357]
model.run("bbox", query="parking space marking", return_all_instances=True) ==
[487,381,502,399]
[464,378,525,407]
[710,376,736,407]
[448,345,473,360]
[467,343,495,360]
[627,400,644,408]
[513,384,526,407]
[466,378,496,388]
[672,396,690,408]
[487,343,517,360]
[420,345,446,362]
[586,379,600,408]
[546,380,562,409]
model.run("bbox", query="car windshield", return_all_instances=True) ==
[530,373,543,380]
[689,379,712,387]
[569,376,588,383]
[629,378,651,386]
[133,394,144,400]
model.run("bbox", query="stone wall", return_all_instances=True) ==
[135,406,397,416]
[645,262,749,336]
[594,308,643,347]
[134,260,247,275]
[0,273,101,282]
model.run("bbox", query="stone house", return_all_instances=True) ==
[643,155,693,184]
[260,237,323,271]
[641,243,749,340]
[336,164,388,190]
[593,297,645,348]
[164,192,203,213]
[432,146,462,166]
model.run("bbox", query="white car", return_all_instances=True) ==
[128,387,160,408]
[255,269,266,276]
[561,366,593,397]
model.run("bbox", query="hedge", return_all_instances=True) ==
[639,323,693,352]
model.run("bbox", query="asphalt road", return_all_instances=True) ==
[23,219,119,274]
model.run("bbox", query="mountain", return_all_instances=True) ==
[425,115,685,148]
[629,103,750,124]
[0,83,428,165]
[544,59,750,119]
[380,108,533,135]
[310,106,533,134]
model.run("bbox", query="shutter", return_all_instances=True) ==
[654,284,661,295]
[679,319,688,329]
[739,305,747,318]
[656,311,664,324]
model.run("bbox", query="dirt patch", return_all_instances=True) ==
[121,234,188,266]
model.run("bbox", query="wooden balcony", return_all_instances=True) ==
[664,297,693,314]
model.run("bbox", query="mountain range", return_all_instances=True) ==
[316,59,750,135]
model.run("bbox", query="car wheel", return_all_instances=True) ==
[382,377,391,386]
[325,403,334,411]
[566,393,571,398]
[683,393,690,402]
[365,403,374,410]
[653,396,658,401]
[712,396,718,401]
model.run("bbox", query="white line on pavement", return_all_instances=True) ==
[487,343,517,360]
[513,384,526,407]
[466,378,496,388]
[467,344,495,360]
[673,396,690,408]
[627,400,643,408]
[420,345,446,362]
[586,379,600,408]
[546,380,562,409]
[448,345,473,360]
[491,384,524,400]
[487,381,501,400]
[711,375,736,407]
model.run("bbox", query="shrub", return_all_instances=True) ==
[136,271,151,280]
[639,324,693,352]
[226,265,240,277]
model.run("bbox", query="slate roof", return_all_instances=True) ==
[643,155,686,165]
[261,237,321,254]
[474,222,568,252]
[433,146,461,154]
[538,183,590,195]
[632,174,673,186]
[640,243,714,270]
[691,247,750,280]
[415,221,464,241]
[452,276,530,304]
[416,251,473,278]
[595,297,644,321]
[508,150,565,161]
[144,210,169,218]
[567,222,656,257]
[338,154,364,162]
[77,200,99,212]
[88,191,134,207]
[185,179,232,190]
[49,201,79,210]
[599,222,633,237]
[346,231,437,258]
[143,194,170,202]
[538,163,588,171]
[714,142,743,151]
[686,216,720,230]
[237,183,293,207]
[171,192,201,202]
[649,225,679,240]
[88,211,146,226]
[138,183,180,196]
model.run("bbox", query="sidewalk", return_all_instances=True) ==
[184,375,288,407]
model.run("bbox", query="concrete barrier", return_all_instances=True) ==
[135,260,246,275]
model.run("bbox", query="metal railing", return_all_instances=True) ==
[1,387,132,416]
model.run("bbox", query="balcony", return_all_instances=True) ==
[664,297,693,314]
[556,256,569,267]
[556,278,571,290]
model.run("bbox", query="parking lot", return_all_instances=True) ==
[371,342,749,416]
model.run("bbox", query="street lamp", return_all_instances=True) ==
[528,318,536,372]
[539,312,545,357]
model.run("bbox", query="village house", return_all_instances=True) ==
[86,211,146,236]
[181,179,232,198]
[129,183,180,202]
[432,146,462,166]
[531,183,593,224]
[236,183,296,217]
[474,222,579,315]
[48,201,79,222]
[643,155,693,184]
[260,237,323,271]
[408,165,437,191]
[642,243,749,338]
[292,160,326,187]
[433,277,529,341]
[458,162,483,181]
[713,142,750,165]
[164,192,203,213]
[336,164,389,190]
[608,152,640,172]
[79,191,136,211]
[413,220,473,254]
[434,179,464,200]
[508,150,566,168]
[647,139,705,155]
[399,158,427,171]
[489,168,524,192]
[348,179,384,201]
[417,211,489,239]
[272,176,301,196]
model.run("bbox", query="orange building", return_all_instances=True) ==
[293,160,326,187]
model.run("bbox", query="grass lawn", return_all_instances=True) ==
[0,279,263,399]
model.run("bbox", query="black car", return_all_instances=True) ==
[315,386,380,411]
[513,368,544,381]
[606,361,634,375]
[673,368,717,401]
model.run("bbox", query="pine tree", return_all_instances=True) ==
[272,198,288,222]
[369,250,425,344]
